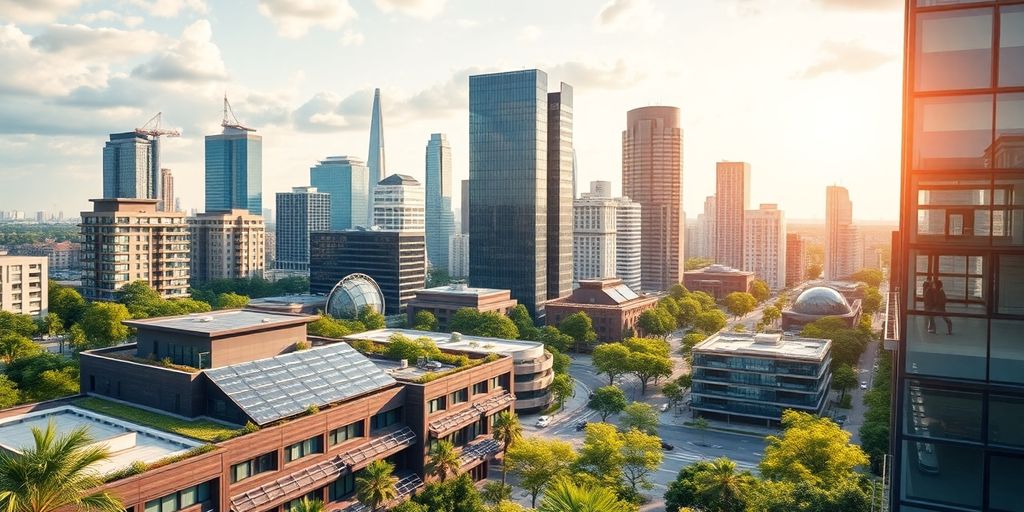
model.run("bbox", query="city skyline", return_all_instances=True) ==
[0,0,903,221]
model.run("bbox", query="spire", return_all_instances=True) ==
[367,88,386,187]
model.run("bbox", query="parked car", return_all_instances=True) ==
[660,403,670,412]
[661,441,675,451]
[536,415,552,428]
[575,420,588,432]
[861,381,868,389]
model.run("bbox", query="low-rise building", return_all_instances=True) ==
[544,278,657,342]
[9,240,80,270]
[683,264,754,300]
[0,255,47,316]
[690,331,832,426]
[405,284,518,330]
[781,286,863,331]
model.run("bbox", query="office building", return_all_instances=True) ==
[309,229,425,315]
[785,233,806,288]
[367,88,387,218]
[685,216,700,261]
[205,110,262,216]
[425,133,456,270]
[890,3,1024,509]
[622,106,684,292]
[275,187,330,272]
[102,131,158,199]
[547,84,574,302]
[373,174,425,232]
[159,168,174,212]
[468,69,573,317]
[573,183,618,282]
[588,180,611,197]
[743,204,787,290]
[715,161,751,270]
[80,198,189,301]
[545,278,657,342]
[825,185,859,280]
[461,179,469,235]
[405,284,518,331]
[0,256,47,316]
[700,195,717,260]
[263,231,276,270]
[188,210,265,283]
[615,197,642,291]
[310,156,370,230]
[449,233,470,279]
[781,286,862,331]
[691,332,832,426]
[683,264,753,300]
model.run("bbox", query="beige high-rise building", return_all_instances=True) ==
[825,185,861,280]
[743,204,787,290]
[574,184,619,282]
[159,168,174,212]
[622,106,684,292]
[715,162,751,270]
[785,233,806,288]
[0,256,47,316]
[188,209,265,283]
[80,198,189,301]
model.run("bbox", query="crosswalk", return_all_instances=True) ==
[661,451,760,472]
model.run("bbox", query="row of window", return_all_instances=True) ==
[906,252,1024,316]
[143,482,211,512]
[428,378,503,415]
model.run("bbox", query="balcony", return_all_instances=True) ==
[514,352,553,373]
[515,392,553,411]
[514,371,554,393]
[883,289,900,351]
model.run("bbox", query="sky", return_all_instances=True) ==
[0,0,905,221]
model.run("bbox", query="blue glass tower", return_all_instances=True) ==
[103,132,158,199]
[425,133,455,270]
[205,126,262,215]
[367,88,386,220]
[309,156,370,230]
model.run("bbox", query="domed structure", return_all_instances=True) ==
[791,287,852,316]
[325,274,385,319]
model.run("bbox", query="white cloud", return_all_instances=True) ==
[0,23,111,96]
[595,0,661,32]
[814,0,900,10]
[454,18,478,29]
[132,20,227,82]
[518,25,542,43]
[126,0,208,18]
[549,59,644,89]
[0,0,82,24]
[30,24,165,59]
[798,40,893,78]
[80,10,144,27]
[373,0,446,19]
[340,29,364,46]
[257,0,357,39]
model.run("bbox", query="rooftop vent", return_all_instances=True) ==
[261,318,271,323]
[451,332,462,343]
[753,333,783,346]
[195,316,214,323]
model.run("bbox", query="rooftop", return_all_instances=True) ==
[367,356,457,381]
[248,295,329,307]
[378,174,420,186]
[694,332,831,361]
[552,278,650,306]
[415,283,511,297]
[346,329,544,358]
[123,309,314,337]
[686,264,754,275]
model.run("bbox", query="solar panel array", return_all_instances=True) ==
[605,283,640,304]
[205,343,396,425]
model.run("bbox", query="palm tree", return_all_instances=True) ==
[0,420,123,512]
[537,477,627,512]
[692,458,755,512]
[355,460,398,512]
[491,410,522,486]
[427,440,460,482]
[290,498,324,512]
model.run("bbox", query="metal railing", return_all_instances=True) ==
[883,289,900,351]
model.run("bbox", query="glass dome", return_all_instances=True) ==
[325,273,385,319]
[791,286,852,316]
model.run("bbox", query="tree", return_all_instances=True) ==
[537,326,572,353]
[547,346,570,375]
[216,292,250,309]
[761,306,781,327]
[412,310,439,331]
[574,422,624,486]
[559,311,597,352]
[549,374,574,411]
[504,437,577,507]
[427,440,460,482]
[681,333,707,355]
[290,498,324,512]
[588,386,627,421]
[759,410,869,488]
[357,306,386,330]
[27,368,78,402]
[0,334,40,364]
[0,420,123,512]
[749,279,771,303]
[620,428,663,494]
[384,334,441,362]
[537,477,633,512]
[508,305,540,341]
[668,283,688,299]
[722,292,757,319]
[747,479,871,512]
[662,381,684,410]
[621,402,659,435]
[480,481,512,505]
[449,309,519,339]
[425,267,453,288]
[491,411,522,486]
[412,473,486,512]
[355,460,398,512]
[115,281,163,317]
[684,258,713,271]
[862,286,883,316]
[800,316,870,367]
[692,309,726,334]
[637,307,674,337]
[491,501,528,512]
[42,313,63,337]
[676,374,692,396]
[0,311,37,338]
[849,268,883,288]
[691,458,755,512]
[48,282,85,327]
[831,363,858,400]
[676,297,702,328]
[0,375,19,409]
[78,302,131,349]
[627,351,673,394]
[592,343,631,385]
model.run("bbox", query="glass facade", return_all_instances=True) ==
[275,187,331,271]
[310,231,425,315]
[205,128,263,215]
[895,2,1024,510]
[309,156,370,230]
[547,86,574,301]
[367,88,386,221]
[103,132,158,200]
[425,133,456,270]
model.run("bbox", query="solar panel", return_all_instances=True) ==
[205,343,397,425]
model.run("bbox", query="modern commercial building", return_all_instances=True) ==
[743,204,787,290]
[310,156,370,230]
[460,179,469,235]
[346,328,551,413]
[159,168,175,212]
[700,195,717,260]
[405,284,518,331]
[468,69,573,317]
[547,83,574,302]
[103,131,159,200]
[545,278,658,342]
[448,234,469,279]
[573,183,618,282]
[188,210,265,283]
[715,161,751,270]
[890,3,1024,510]
[615,197,642,291]
[79,198,189,301]
[785,233,806,288]
[622,106,684,292]
[373,174,425,232]
[690,332,832,426]
[275,187,330,272]
[0,255,47,316]
[205,115,262,216]
[780,286,862,331]
[825,185,863,280]
[425,133,456,271]
[367,88,387,218]
[309,229,425,315]
[683,264,753,300]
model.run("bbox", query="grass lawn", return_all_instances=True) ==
[74,397,239,442]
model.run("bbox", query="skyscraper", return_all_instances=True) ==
[448,233,469,279]
[103,132,158,199]
[702,195,717,260]
[159,168,174,212]
[785,233,806,288]
[825,185,860,280]
[622,106,684,292]
[715,161,751,270]
[547,83,574,301]
[574,182,618,282]
[275,186,330,271]
[373,174,425,232]
[425,133,455,270]
[205,101,262,215]
[742,203,786,290]
[309,156,370,230]
[460,179,469,235]
[615,198,642,292]
[367,87,386,217]
[891,3,1024,509]
[469,69,572,317]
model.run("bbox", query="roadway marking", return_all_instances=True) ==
[660,451,759,471]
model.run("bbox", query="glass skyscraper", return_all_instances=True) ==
[892,2,1024,510]
[309,156,370,230]
[425,133,455,270]
[275,186,330,271]
[103,132,158,199]
[547,85,574,301]
[205,126,262,215]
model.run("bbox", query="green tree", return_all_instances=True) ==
[79,302,131,349]
[508,305,540,341]
[355,460,399,512]
[537,326,572,353]
[662,381,684,410]
[761,305,781,327]
[449,309,519,339]
[216,292,250,309]
[307,315,364,338]
[384,334,441,362]
[691,458,755,512]
[760,410,869,488]
[680,332,707,356]
[668,283,689,299]
[480,481,512,505]
[0,375,19,409]
[620,428,663,494]
[691,291,717,311]
[549,373,574,411]
[0,334,41,364]
[537,477,633,512]
[290,498,324,512]
[505,437,577,507]
[574,422,624,487]
[412,310,439,331]
[684,258,713,271]
[749,279,771,303]
[0,420,123,512]
[357,306,386,330]
[692,309,727,334]
[722,292,757,319]
[627,351,672,394]
[831,363,858,400]
[41,313,63,337]
[621,402,659,435]
[115,281,163,318]
[676,374,692,396]
[862,286,883,316]
[427,440,460,482]
[47,283,86,328]
[806,263,823,280]
[425,267,453,288]
[588,386,627,421]
[491,501,528,512]
[676,297,702,328]
[800,316,870,367]
[547,346,570,375]
[412,473,486,512]
[849,268,883,287]
[0,311,37,338]
[592,343,630,385]
[491,411,522,486]
[637,307,675,337]
[747,479,871,512]
[26,368,79,402]
[559,311,597,352]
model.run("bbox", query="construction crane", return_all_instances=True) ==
[135,112,181,139]
[133,112,180,204]
[221,94,256,132]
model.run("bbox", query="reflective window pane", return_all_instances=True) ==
[993,93,1024,170]
[903,382,982,442]
[915,8,993,91]
[989,455,1024,512]
[1000,5,1024,87]
[901,440,983,508]
[990,394,1024,447]
[996,256,1024,315]
[991,320,1024,384]
[993,177,1024,245]
[913,95,993,170]
[908,252,987,314]
[906,314,987,380]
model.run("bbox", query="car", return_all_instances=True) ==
[660,403,670,412]
[536,415,552,428]
[574,420,588,432]
[860,381,868,389]
[661,441,675,451]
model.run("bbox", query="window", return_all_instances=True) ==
[328,421,364,446]
[286,492,320,512]
[915,8,993,91]
[905,314,987,380]
[428,396,447,413]
[371,407,402,431]
[231,451,277,483]
[991,320,1024,384]
[908,252,986,314]
[143,482,211,512]
[449,388,469,405]
[990,394,1024,447]
[901,441,983,508]
[992,176,1024,245]
[472,381,487,395]
[912,95,993,170]
[1000,5,1024,86]
[903,382,982,442]
[285,435,323,462]
[329,473,355,501]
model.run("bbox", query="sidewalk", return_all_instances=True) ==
[660,405,778,438]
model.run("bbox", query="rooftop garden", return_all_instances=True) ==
[73,397,252,442]
[347,334,500,384]
[96,348,201,373]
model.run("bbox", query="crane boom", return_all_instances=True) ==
[135,112,181,138]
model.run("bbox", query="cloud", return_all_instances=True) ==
[257,0,357,38]
[132,20,227,82]
[595,0,661,32]
[518,25,542,43]
[813,0,900,10]
[0,23,111,96]
[126,0,208,18]
[80,10,145,27]
[30,24,165,59]
[798,40,893,78]
[373,0,446,19]
[340,29,364,46]
[549,59,644,89]
[0,0,82,24]
[292,90,372,132]
[454,18,478,29]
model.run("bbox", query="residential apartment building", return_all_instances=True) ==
[825,185,863,280]
[0,255,47,316]
[615,197,642,291]
[405,284,517,331]
[545,278,657,342]
[715,162,751,270]
[373,174,425,232]
[573,186,618,282]
[743,204,787,290]
[275,187,330,272]
[448,234,469,279]
[700,195,717,260]
[9,241,80,270]
[188,210,265,283]
[310,156,370,231]
[79,198,189,301]
[785,233,806,288]
[159,168,175,212]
